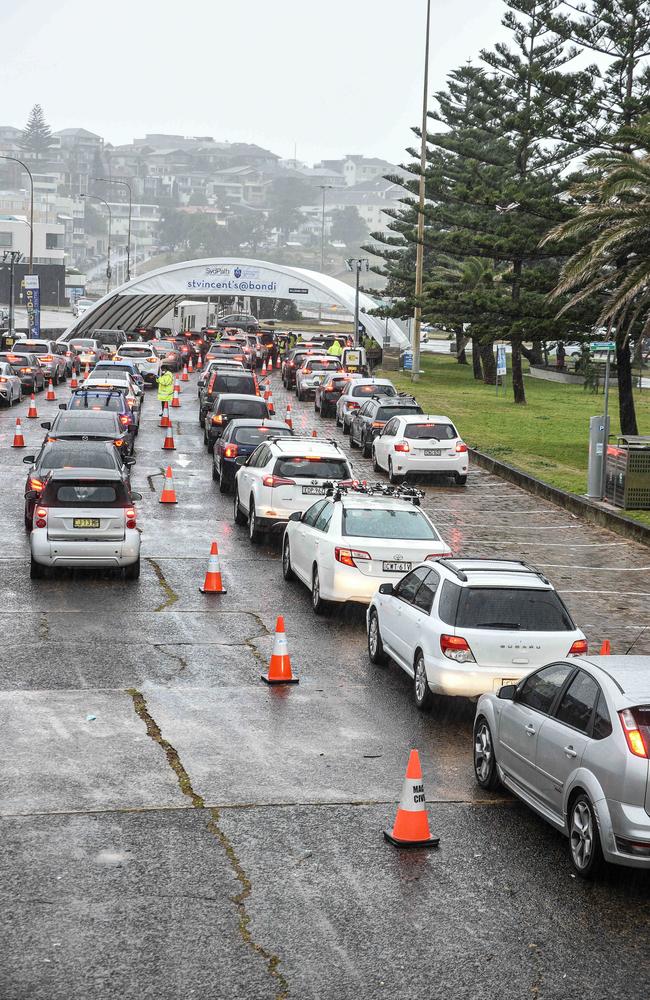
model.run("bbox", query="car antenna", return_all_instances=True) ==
[624,625,648,655]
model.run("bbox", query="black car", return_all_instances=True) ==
[349,396,423,458]
[281,347,328,389]
[204,394,270,453]
[198,369,259,426]
[212,419,293,492]
[314,373,355,417]
[0,351,47,393]
[217,313,259,332]
[40,410,134,459]
[63,389,138,445]
[22,440,134,530]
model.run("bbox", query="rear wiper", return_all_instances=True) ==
[476,622,522,629]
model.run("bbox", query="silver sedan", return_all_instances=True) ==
[0,361,23,405]
[474,655,650,877]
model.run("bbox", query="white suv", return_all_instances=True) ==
[115,343,161,385]
[367,558,587,707]
[335,378,397,434]
[372,413,469,485]
[233,437,354,543]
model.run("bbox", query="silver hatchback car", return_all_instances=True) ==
[474,655,650,877]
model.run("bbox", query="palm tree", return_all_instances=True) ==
[542,151,650,434]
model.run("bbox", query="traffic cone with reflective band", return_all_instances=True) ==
[171,382,181,408]
[261,615,298,684]
[70,370,78,389]
[197,354,203,370]
[162,424,176,450]
[267,389,275,415]
[600,639,611,655]
[275,355,281,369]
[160,402,171,428]
[46,379,56,401]
[83,363,90,381]
[199,540,227,594]
[261,358,267,375]
[188,356,194,374]
[27,393,38,418]
[12,417,25,448]
[384,750,440,848]
[159,465,177,503]
[181,363,189,382]
[285,402,292,430]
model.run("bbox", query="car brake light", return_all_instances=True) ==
[568,639,588,656]
[288,361,295,367]
[126,397,136,406]
[440,634,476,663]
[371,421,385,429]
[20,367,32,373]
[394,441,410,453]
[262,475,296,487]
[347,400,359,408]
[212,414,224,424]
[125,507,137,530]
[119,415,130,426]
[114,438,124,447]
[41,355,53,362]
[167,353,176,359]
[0,377,6,384]
[619,709,649,758]
[224,444,238,458]
[148,357,157,362]
[335,547,371,568]
[35,506,47,528]
[455,442,469,453]
[28,477,44,491]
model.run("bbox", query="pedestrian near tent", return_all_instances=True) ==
[157,368,174,416]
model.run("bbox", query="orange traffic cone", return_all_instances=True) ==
[285,402,292,430]
[83,363,90,380]
[267,390,275,416]
[261,358,267,375]
[197,354,203,370]
[159,465,177,503]
[188,356,194,374]
[199,540,227,594]
[600,639,611,655]
[160,402,171,427]
[70,370,78,389]
[312,429,318,438]
[384,750,440,848]
[12,417,25,448]
[261,615,298,684]
[181,363,189,382]
[171,381,181,408]
[46,379,56,401]
[162,424,176,450]
[27,393,38,418]
[275,355,281,370]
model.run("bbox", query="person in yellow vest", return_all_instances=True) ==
[327,338,343,357]
[157,369,174,416]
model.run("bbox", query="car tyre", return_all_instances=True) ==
[413,651,433,710]
[568,794,604,879]
[219,473,230,494]
[30,555,45,579]
[372,449,381,473]
[342,418,350,435]
[206,436,215,454]
[455,474,468,486]
[233,487,247,525]
[212,463,219,482]
[296,387,304,402]
[248,501,263,544]
[282,537,295,581]
[124,557,141,581]
[311,565,329,615]
[388,459,402,485]
[362,435,372,458]
[335,411,342,427]
[367,609,387,664]
[349,427,359,448]
[473,717,501,790]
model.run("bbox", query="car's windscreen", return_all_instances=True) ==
[43,481,126,506]
[404,422,456,440]
[233,427,291,446]
[69,395,123,412]
[219,399,268,416]
[377,406,422,421]
[274,457,349,480]
[454,588,574,631]
[211,376,255,394]
[352,384,395,397]
[54,413,118,432]
[40,445,117,471]
[343,507,438,540]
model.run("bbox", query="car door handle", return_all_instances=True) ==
[525,723,536,736]
[563,745,578,758]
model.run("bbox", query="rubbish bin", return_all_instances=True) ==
[605,435,650,509]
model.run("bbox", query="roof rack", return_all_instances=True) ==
[268,435,343,448]
[322,480,424,505]
[430,558,549,585]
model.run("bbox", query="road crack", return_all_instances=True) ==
[153,643,188,676]
[126,687,288,999]
[146,557,179,611]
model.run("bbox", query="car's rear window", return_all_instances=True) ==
[42,480,127,506]
[343,507,438,540]
[305,359,342,371]
[40,445,117,471]
[96,333,124,346]
[16,342,47,353]
[377,406,423,421]
[451,587,574,631]
[219,399,268,416]
[404,422,456,440]
[210,375,256,394]
[119,346,151,356]
[54,413,119,432]
[327,378,349,390]
[274,457,349,480]
[353,384,395,397]
[69,394,123,412]
[233,426,292,446]
[71,340,97,349]
[152,341,175,350]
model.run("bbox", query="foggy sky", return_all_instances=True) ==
[0,0,506,164]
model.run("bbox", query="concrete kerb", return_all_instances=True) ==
[468,447,650,549]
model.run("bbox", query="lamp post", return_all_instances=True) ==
[81,193,112,294]
[0,155,34,270]
[2,250,23,337]
[411,0,432,383]
[346,257,369,346]
[93,177,132,282]
[318,184,334,322]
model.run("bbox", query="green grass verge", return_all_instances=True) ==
[384,354,650,528]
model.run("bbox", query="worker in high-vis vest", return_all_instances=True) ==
[157,369,174,416]
[327,338,343,357]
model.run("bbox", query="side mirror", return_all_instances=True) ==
[497,684,517,701]
[130,491,143,501]
[58,403,67,410]
[40,421,51,430]
[235,455,248,466]
[25,489,39,500]
[288,511,302,522]
[22,454,35,464]
[378,583,394,595]
[124,456,136,467]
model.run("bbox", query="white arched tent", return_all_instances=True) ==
[61,258,408,346]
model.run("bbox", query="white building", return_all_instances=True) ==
[0,218,65,264]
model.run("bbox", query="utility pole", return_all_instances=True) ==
[411,0,432,383]
[346,257,369,346]
[2,250,23,336]
[318,184,334,322]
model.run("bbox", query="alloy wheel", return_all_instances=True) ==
[570,800,594,870]
[474,722,493,783]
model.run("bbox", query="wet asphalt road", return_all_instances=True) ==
[1,368,649,1000]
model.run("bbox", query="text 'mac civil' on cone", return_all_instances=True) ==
[171,381,181,408]
[600,639,611,655]
[27,393,38,418]
[384,750,440,848]
[160,401,171,428]
[46,379,56,401]
[199,540,227,594]
[162,424,176,450]
[12,417,25,448]
[261,615,298,685]
[159,465,177,504]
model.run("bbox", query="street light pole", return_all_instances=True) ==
[318,184,334,322]
[0,155,34,269]
[2,250,23,336]
[93,177,132,282]
[81,193,112,294]
[411,0,432,383]
[346,257,369,346]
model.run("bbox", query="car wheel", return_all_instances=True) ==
[124,557,141,581]
[455,474,468,486]
[342,417,350,435]
[335,411,342,427]
[282,538,295,581]
[212,463,219,482]
[311,565,329,615]
[314,398,320,412]
[362,435,371,458]
[248,502,263,543]
[473,718,501,790]
[367,609,387,664]
[388,460,402,485]
[233,487,247,525]
[372,449,381,473]
[24,511,32,532]
[569,794,604,878]
[199,412,205,428]
[30,555,45,579]
[413,651,433,710]
[219,473,230,494]
[296,388,303,402]
[206,436,214,454]
[321,402,329,418]
[349,427,359,448]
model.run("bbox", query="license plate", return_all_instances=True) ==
[424,449,441,456]
[383,561,411,572]
[302,486,325,495]
[73,518,100,528]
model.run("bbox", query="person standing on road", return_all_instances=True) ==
[327,338,343,357]
[157,368,174,416]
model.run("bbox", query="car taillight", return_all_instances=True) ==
[28,477,44,491]
[455,442,469,453]
[20,367,32,373]
[35,506,47,529]
[0,377,6,383]
[440,634,476,663]
[212,414,224,424]
[288,361,295,367]
[41,355,53,362]
[119,415,130,426]
[335,547,371,568]
[114,438,124,447]
[167,353,176,359]
[126,397,136,406]
[125,507,137,530]
[148,357,157,362]
[371,421,385,429]
[568,639,588,656]
[224,444,238,458]
[394,441,410,453]
[619,708,650,759]
[262,475,296,487]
